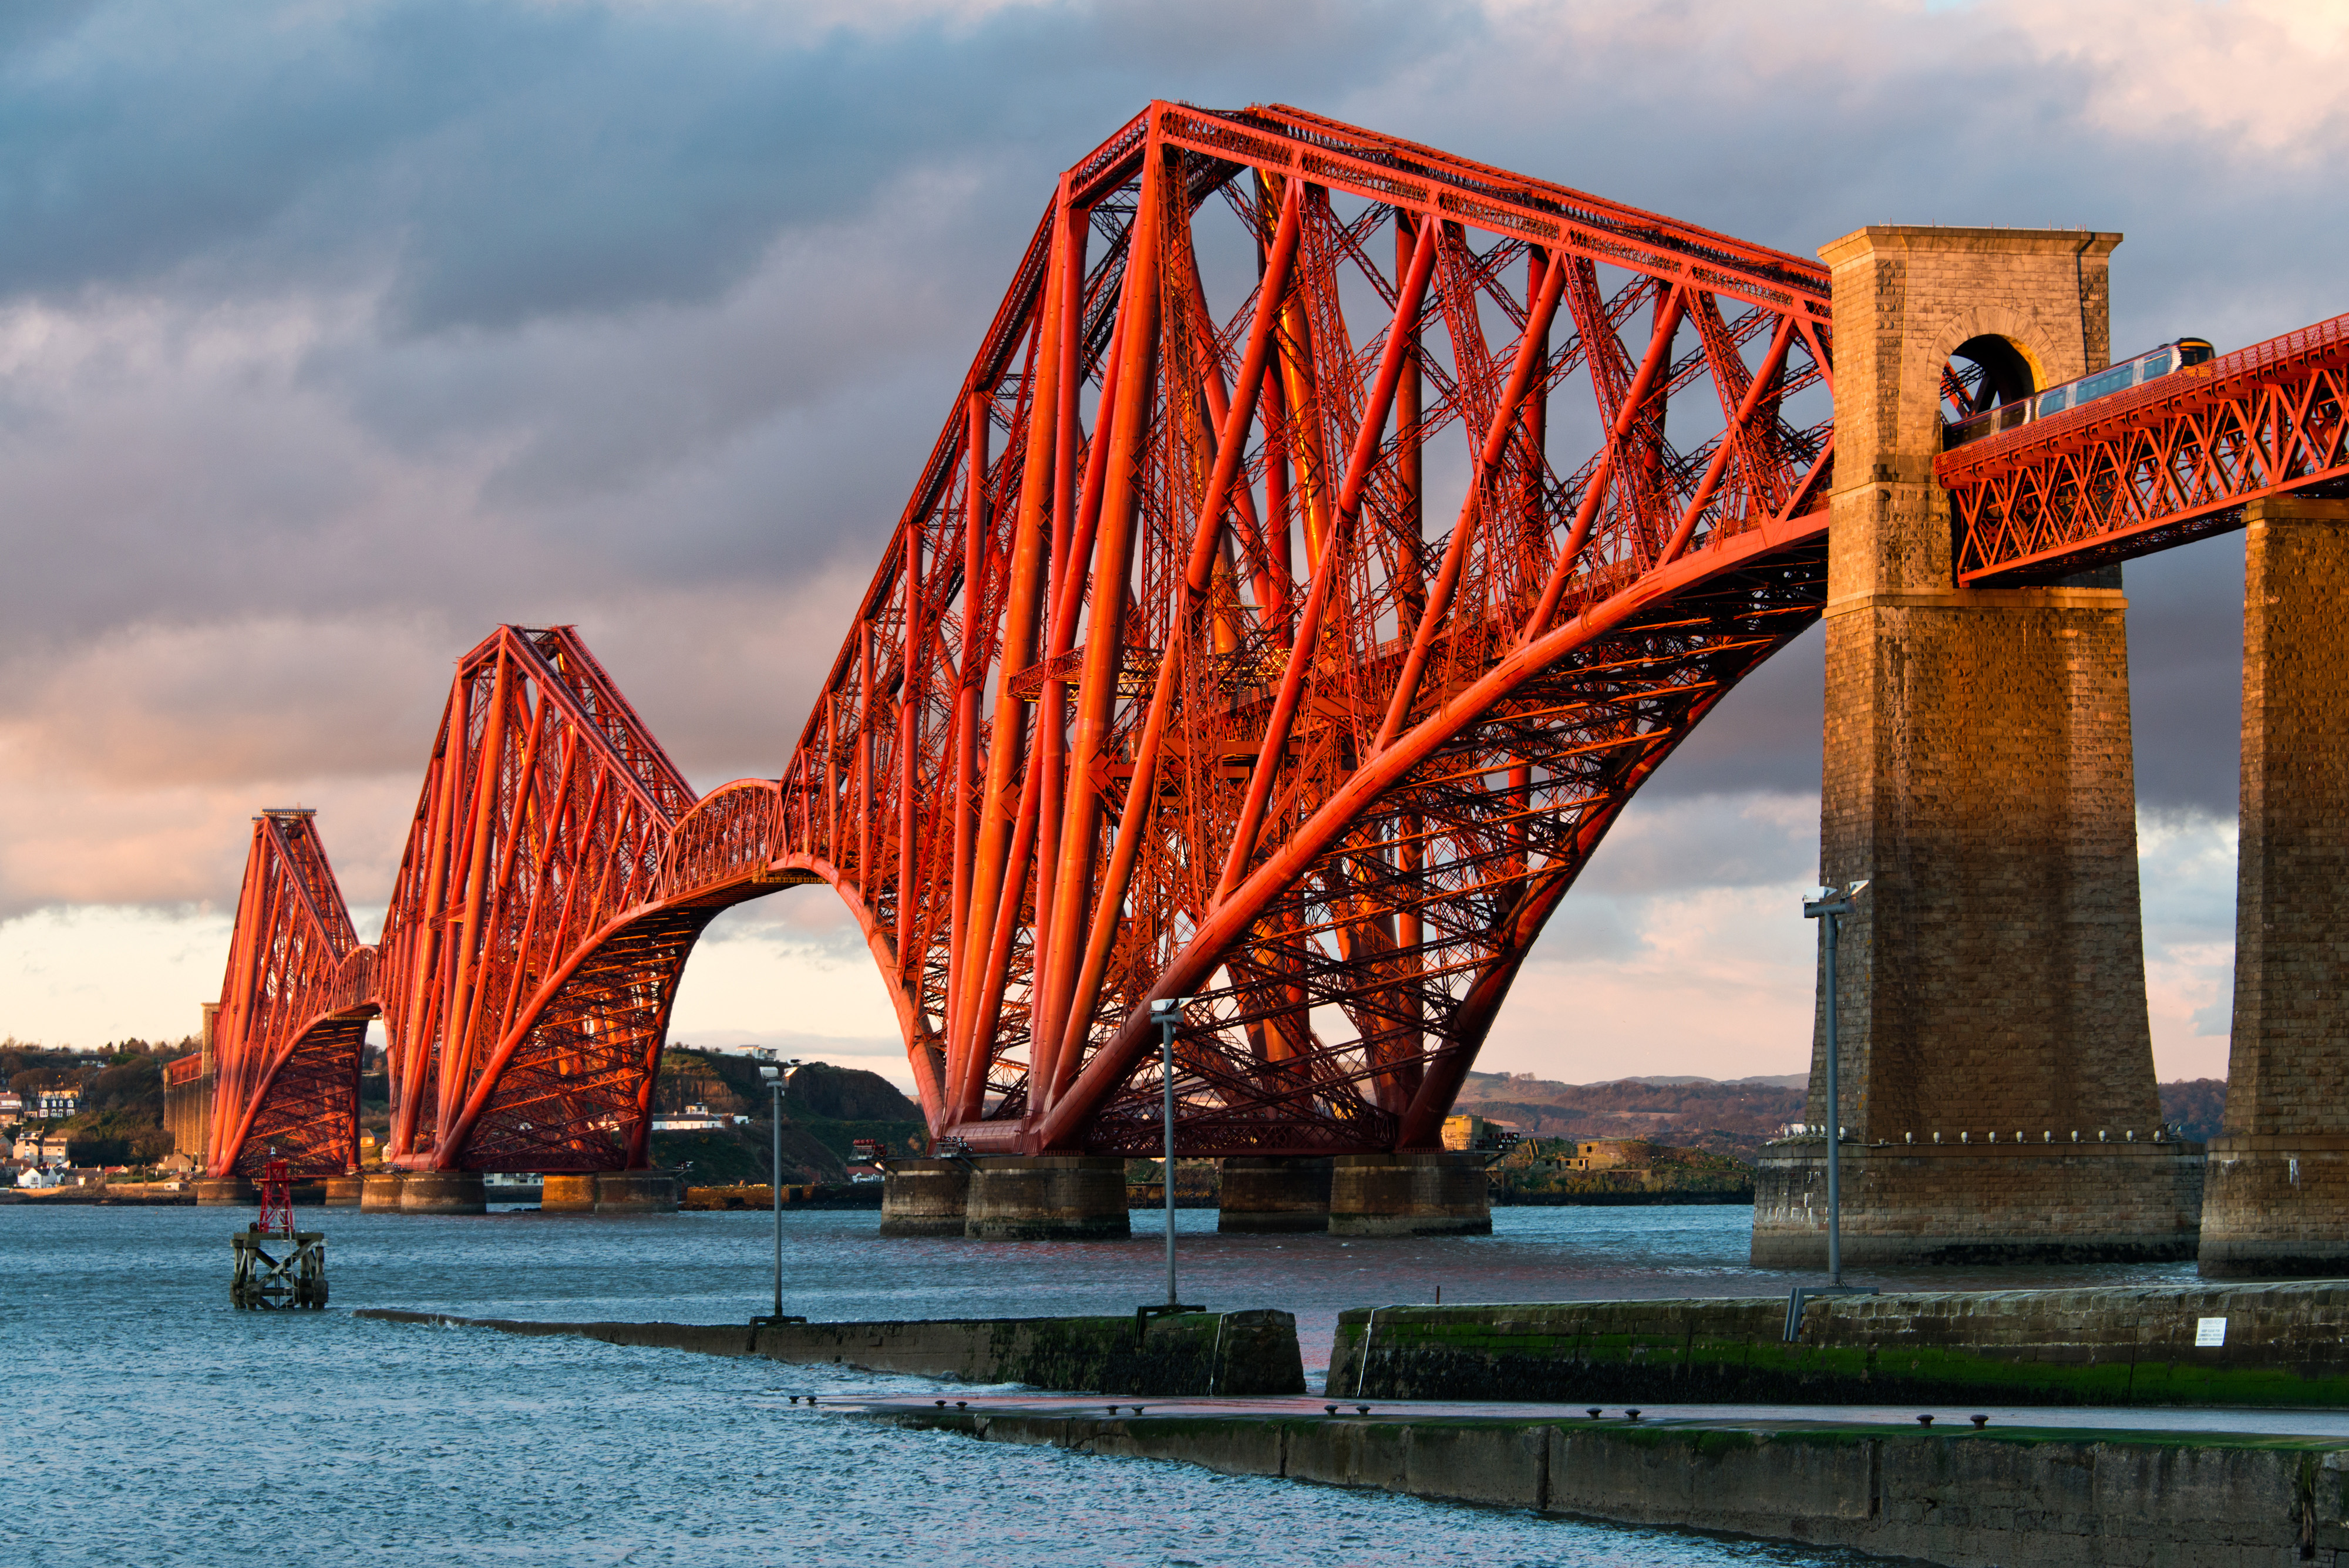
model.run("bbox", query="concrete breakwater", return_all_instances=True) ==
[845,1396,2349,1568]
[1330,1283,2349,1407]
[353,1307,1304,1397]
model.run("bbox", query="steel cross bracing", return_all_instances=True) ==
[204,810,372,1177]
[775,102,1835,1156]
[1940,309,2349,586]
[200,102,1838,1175]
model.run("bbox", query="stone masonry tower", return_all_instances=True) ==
[1751,227,2202,1266]
[2200,497,2349,1276]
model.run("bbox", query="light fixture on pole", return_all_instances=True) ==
[753,1052,806,1330]
[1141,997,1200,1329]
[1786,881,1877,1340]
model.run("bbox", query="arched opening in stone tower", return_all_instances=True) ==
[1941,334,2037,426]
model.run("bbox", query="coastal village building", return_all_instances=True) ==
[18,1132,72,1167]
[651,1104,748,1133]
[1439,1114,1521,1151]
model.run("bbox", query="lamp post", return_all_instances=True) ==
[1787,881,1876,1336]
[755,1054,802,1327]
[1145,998,1199,1321]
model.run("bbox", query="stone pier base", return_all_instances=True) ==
[1328,1152,1491,1237]
[399,1171,487,1215]
[322,1175,364,1207]
[1751,1142,2202,1267]
[964,1156,1129,1241]
[593,1172,676,1214]
[2200,1136,2349,1277]
[541,1173,598,1213]
[2198,500,2349,1279]
[1217,1157,1332,1233]
[194,1176,257,1207]
[880,1159,971,1236]
[360,1173,406,1212]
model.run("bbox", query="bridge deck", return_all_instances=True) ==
[1939,309,2349,584]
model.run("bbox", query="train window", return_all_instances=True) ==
[2179,339,2215,366]
[2140,352,2172,379]
[2081,368,2131,401]
[2038,388,2067,416]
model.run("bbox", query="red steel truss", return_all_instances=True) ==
[203,102,1839,1174]
[204,810,373,1177]
[371,625,735,1174]
[1941,309,2349,586]
[776,102,1835,1155]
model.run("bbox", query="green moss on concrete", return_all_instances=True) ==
[1332,1294,2349,1408]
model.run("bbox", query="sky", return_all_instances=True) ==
[4,0,2342,1087]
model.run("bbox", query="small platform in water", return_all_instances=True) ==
[230,1153,329,1309]
[231,1229,328,1309]
[231,1230,329,1305]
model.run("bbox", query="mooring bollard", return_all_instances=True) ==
[231,1153,329,1311]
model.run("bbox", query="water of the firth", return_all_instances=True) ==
[8,1202,2195,1566]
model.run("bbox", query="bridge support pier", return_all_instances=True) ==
[359,1172,405,1212]
[322,1175,363,1206]
[399,1172,486,1215]
[1328,1153,1490,1237]
[1217,1157,1333,1233]
[194,1176,257,1206]
[1752,225,2198,1267]
[964,1156,1129,1241]
[541,1173,598,1213]
[592,1172,677,1214]
[2202,498,2349,1277]
[879,1158,971,1236]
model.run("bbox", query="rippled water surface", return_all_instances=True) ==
[9,1202,2195,1566]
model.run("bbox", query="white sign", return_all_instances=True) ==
[2195,1316,2227,1347]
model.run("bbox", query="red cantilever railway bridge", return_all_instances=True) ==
[200,103,2349,1179]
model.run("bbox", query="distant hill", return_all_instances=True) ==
[785,1061,921,1121]
[1456,1072,1803,1159]
[651,1048,927,1183]
[1459,1071,2236,1158]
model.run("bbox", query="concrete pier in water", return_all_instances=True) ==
[1216,1158,1332,1233]
[847,1396,2349,1568]
[355,1306,1305,1397]
[1328,1152,1490,1236]
[541,1173,597,1213]
[883,1151,1482,1236]
[591,1172,677,1213]
[963,1156,1128,1240]
[399,1172,486,1214]
[879,1159,971,1236]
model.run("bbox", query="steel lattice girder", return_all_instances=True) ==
[776,101,1838,1155]
[205,810,373,1177]
[206,100,1843,1174]
[369,625,720,1173]
[1940,309,2349,586]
